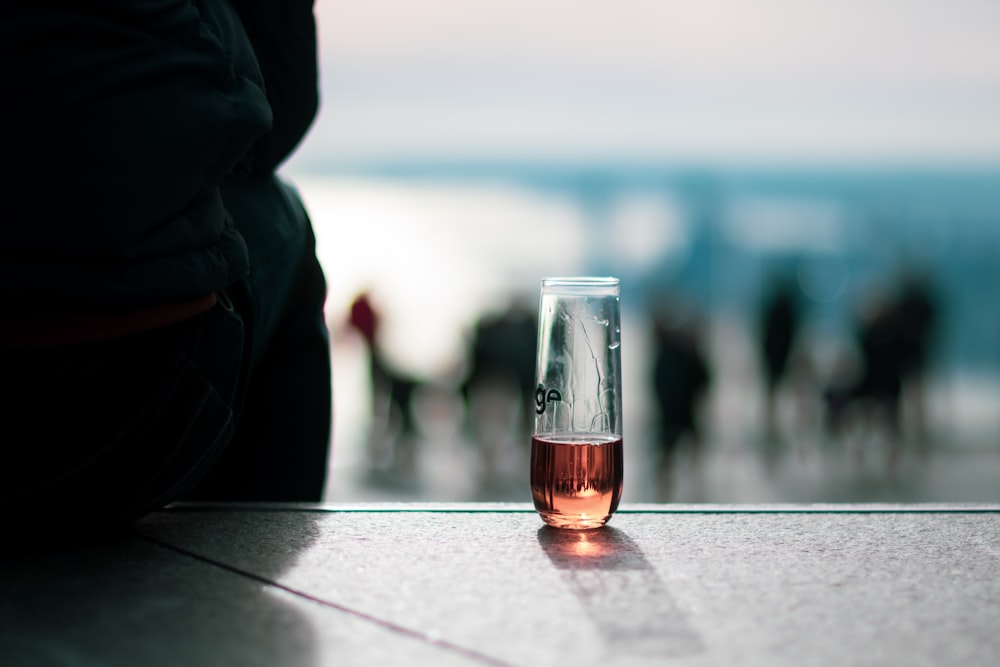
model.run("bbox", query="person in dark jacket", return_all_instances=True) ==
[0,1,331,536]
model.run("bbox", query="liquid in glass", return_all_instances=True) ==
[530,433,623,529]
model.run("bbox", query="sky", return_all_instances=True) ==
[289,0,1000,169]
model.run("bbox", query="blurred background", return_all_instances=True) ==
[283,0,1000,504]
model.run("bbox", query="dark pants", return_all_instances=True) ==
[0,176,331,537]
[187,176,332,502]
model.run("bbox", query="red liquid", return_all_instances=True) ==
[531,434,623,529]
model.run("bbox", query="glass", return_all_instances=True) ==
[530,277,623,529]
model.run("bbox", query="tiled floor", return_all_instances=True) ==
[4,505,998,666]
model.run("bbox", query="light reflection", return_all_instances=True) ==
[571,530,600,558]
[538,526,616,563]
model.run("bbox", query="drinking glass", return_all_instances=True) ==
[530,277,623,529]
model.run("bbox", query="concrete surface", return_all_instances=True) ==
[2,503,999,666]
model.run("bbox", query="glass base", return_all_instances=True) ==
[537,511,613,530]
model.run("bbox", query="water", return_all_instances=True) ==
[292,163,1000,376]
[286,163,1000,504]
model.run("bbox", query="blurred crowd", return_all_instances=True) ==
[646,266,940,498]
[333,265,943,501]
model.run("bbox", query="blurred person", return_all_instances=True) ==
[895,268,939,436]
[758,273,802,437]
[1,1,331,537]
[348,290,421,473]
[459,299,538,478]
[648,301,712,498]
[855,293,906,434]
[460,300,537,435]
[824,290,907,443]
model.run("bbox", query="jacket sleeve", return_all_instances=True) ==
[228,0,320,173]
[0,0,273,308]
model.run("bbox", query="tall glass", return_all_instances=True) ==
[530,277,623,529]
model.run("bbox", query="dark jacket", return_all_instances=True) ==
[1,0,317,314]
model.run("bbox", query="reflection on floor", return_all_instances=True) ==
[323,331,1000,506]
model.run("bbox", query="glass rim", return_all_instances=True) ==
[541,276,620,296]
